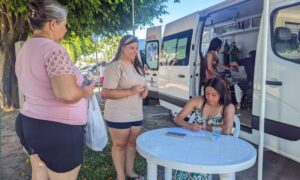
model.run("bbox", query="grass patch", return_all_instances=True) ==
[78,139,147,180]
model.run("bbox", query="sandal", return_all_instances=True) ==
[126,174,144,180]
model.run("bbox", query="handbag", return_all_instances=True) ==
[85,94,108,151]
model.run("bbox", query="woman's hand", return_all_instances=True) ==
[141,86,148,98]
[229,62,239,72]
[82,85,94,99]
[189,123,202,132]
[130,85,145,95]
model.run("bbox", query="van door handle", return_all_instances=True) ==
[266,80,282,86]
[177,74,185,78]
[145,73,150,75]
[152,73,157,76]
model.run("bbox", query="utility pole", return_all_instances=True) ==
[132,0,135,36]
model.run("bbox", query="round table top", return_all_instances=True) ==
[137,128,257,174]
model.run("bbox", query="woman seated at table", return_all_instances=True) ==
[173,77,235,180]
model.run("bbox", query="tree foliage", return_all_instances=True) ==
[96,35,122,62]
[0,0,179,109]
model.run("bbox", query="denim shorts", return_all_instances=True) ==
[105,120,143,129]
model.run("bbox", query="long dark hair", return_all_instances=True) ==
[207,37,223,52]
[203,77,231,106]
[112,35,144,76]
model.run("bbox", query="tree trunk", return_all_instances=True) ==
[0,10,28,110]
[0,43,19,109]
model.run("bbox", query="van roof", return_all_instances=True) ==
[164,0,262,33]
[199,0,247,15]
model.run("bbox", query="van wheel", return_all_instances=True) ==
[143,97,150,105]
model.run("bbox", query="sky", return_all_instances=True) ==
[135,0,225,39]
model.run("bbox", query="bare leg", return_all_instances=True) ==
[125,125,143,178]
[109,127,131,180]
[30,154,49,180]
[30,154,81,180]
[47,165,81,180]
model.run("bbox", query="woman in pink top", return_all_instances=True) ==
[102,35,147,180]
[15,1,93,179]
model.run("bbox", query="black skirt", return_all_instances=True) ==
[15,113,84,173]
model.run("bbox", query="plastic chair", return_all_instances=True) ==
[188,113,240,137]
[232,115,241,137]
[188,112,196,123]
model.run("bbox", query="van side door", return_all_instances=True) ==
[158,29,193,107]
[144,26,162,99]
[253,1,300,141]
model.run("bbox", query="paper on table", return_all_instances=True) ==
[167,127,207,137]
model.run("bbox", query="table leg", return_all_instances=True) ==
[219,173,235,180]
[147,161,157,180]
[164,167,172,180]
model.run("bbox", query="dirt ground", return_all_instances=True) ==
[0,92,166,180]
[0,92,106,180]
[0,110,31,180]
[1,95,300,180]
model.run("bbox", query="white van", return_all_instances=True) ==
[158,0,300,162]
[143,26,162,104]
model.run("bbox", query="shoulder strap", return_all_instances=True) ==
[201,99,206,113]
[218,105,224,116]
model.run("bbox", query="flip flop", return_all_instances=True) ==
[127,174,144,180]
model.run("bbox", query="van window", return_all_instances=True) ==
[145,41,159,70]
[272,4,300,63]
[161,39,177,65]
[201,28,213,55]
[161,29,193,66]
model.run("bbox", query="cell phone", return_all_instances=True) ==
[165,131,186,137]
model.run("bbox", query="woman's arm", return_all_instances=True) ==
[218,63,231,71]
[173,96,202,131]
[50,75,94,103]
[102,85,144,100]
[220,104,235,134]
[229,61,239,72]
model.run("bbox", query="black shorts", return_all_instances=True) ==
[15,113,84,173]
[105,120,143,129]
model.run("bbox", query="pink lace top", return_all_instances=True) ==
[16,38,87,125]
[46,46,76,77]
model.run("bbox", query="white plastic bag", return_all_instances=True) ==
[85,94,108,151]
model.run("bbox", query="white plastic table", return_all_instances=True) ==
[136,128,256,180]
